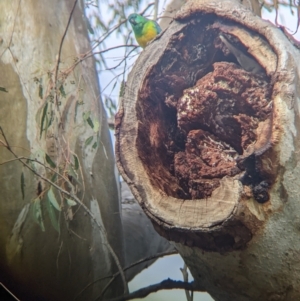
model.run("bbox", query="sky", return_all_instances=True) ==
[129,254,213,301]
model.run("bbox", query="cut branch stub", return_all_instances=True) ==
[116,6,281,251]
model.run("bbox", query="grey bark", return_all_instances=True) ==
[121,182,174,281]
[0,1,124,300]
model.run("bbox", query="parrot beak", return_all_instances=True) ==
[129,18,137,26]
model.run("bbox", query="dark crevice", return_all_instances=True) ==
[136,15,273,202]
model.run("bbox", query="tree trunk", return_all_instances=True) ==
[115,0,300,300]
[0,1,124,300]
[121,182,174,281]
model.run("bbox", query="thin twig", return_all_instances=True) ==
[140,2,155,16]
[105,47,138,71]
[0,283,21,301]
[56,240,63,269]
[0,0,21,58]
[90,20,128,53]
[96,277,115,301]
[0,155,75,196]
[54,0,78,111]
[103,279,204,301]
[180,264,193,301]
[74,249,177,300]
[70,44,138,72]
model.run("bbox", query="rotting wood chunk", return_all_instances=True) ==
[173,61,272,199]
[174,129,239,198]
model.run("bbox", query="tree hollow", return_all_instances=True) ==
[116,8,279,251]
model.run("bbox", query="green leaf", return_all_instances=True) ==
[85,136,93,147]
[45,153,56,168]
[51,173,58,183]
[40,102,48,139]
[39,84,43,99]
[59,85,66,98]
[0,86,8,93]
[47,187,61,211]
[74,101,79,122]
[87,19,95,34]
[73,155,79,170]
[66,198,77,207]
[68,165,80,184]
[93,120,100,133]
[92,141,98,149]
[83,111,90,121]
[20,171,25,200]
[46,196,60,233]
[31,198,45,232]
[87,117,94,129]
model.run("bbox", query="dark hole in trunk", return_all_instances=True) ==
[136,15,273,201]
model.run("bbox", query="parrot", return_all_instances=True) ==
[128,13,162,48]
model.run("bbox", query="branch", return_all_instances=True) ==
[154,0,159,21]
[0,0,21,58]
[103,279,204,301]
[0,282,20,301]
[0,155,72,187]
[75,249,177,300]
[70,44,138,71]
[54,0,78,111]
[140,2,155,16]
[180,264,193,301]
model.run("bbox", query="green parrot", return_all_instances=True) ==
[128,13,162,48]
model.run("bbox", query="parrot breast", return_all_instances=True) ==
[136,22,160,48]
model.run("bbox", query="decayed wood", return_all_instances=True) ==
[116,0,300,299]
[116,0,277,246]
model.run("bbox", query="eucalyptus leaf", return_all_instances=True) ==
[51,173,58,183]
[46,196,60,233]
[59,85,66,98]
[93,120,100,133]
[83,111,90,121]
[47,187,61,211]
[45,153,56,168]
[92,141,98,149]
[66,198,77,207]
[87,117,94,129]
[85,136,93,147]
[20,171,25,200]
[68,165,80,184]
[39,84,43,99]
[0,86,8,93]
[87,19,95,34]
[40,102,48,139]
[73,154,79,171]
[31,198,45,232]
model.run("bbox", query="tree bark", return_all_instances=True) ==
[115,0,300,300]
[0,1,124,300]
[121,182,174,281]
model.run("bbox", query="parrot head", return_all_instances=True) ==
[128,13,148,32]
